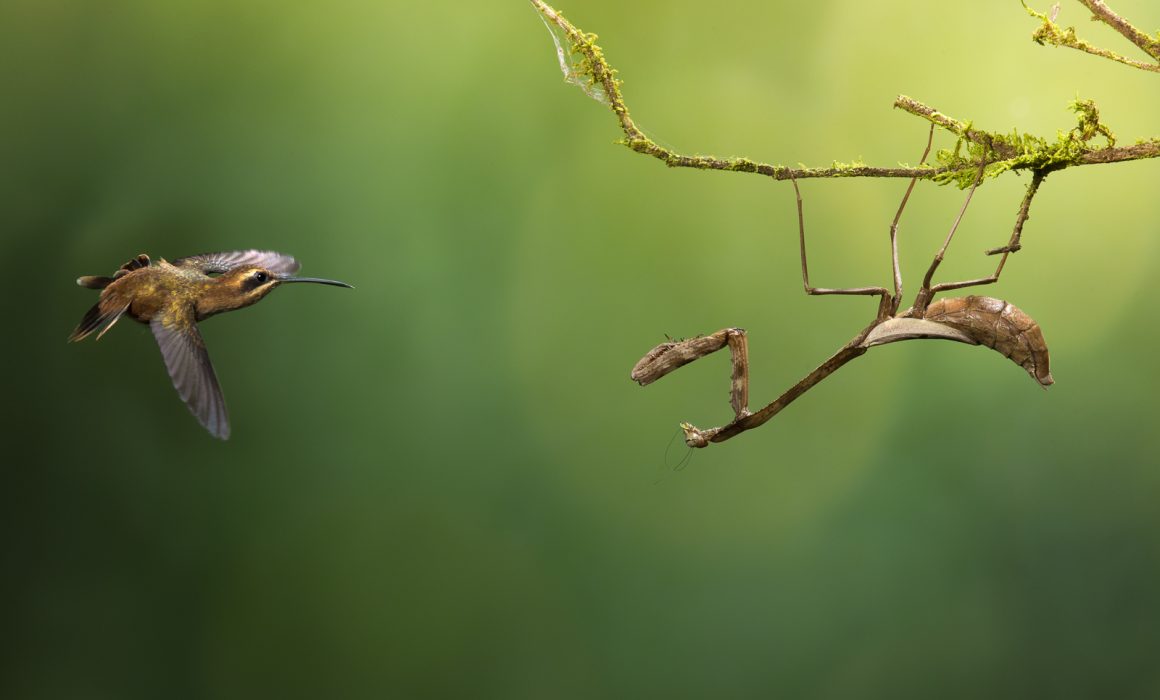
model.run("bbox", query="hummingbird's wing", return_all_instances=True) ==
[150,316,231,440]
[173,251,300,276]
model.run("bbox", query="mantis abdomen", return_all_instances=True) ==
[923,295,1053,387]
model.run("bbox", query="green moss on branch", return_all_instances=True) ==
[532,0,1159,188]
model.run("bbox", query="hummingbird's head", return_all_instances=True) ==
[211,266,353,312]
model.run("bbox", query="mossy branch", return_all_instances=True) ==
[1023,0,1160,72]
[532,0,1159,189]
[532,0,937,181]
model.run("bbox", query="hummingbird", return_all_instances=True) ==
[69,250,352,439]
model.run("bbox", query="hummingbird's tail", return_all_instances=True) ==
[75,254,151,290]
[68,299,131,342]
[70,254,150,341]
[76,275,115,289]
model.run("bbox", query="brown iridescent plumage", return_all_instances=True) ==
[69,251,352,439]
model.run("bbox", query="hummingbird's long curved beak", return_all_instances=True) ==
[279,276,354,288]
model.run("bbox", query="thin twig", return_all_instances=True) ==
[625,140,947,182]
[1076,0,1160,61]
[1075,140,1160,165]
[1024,0,1160,72]
[893,97,1018,159]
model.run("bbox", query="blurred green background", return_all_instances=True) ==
[3,0,1160,697]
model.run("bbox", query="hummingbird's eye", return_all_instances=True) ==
[253,271,269,284]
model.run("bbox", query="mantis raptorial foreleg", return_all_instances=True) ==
[631,327,750,419]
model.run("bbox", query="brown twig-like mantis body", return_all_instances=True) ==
[631,127,1054,448]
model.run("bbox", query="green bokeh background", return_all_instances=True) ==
[4,1,1160,697]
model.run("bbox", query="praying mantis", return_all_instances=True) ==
[631,126,1053,448]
